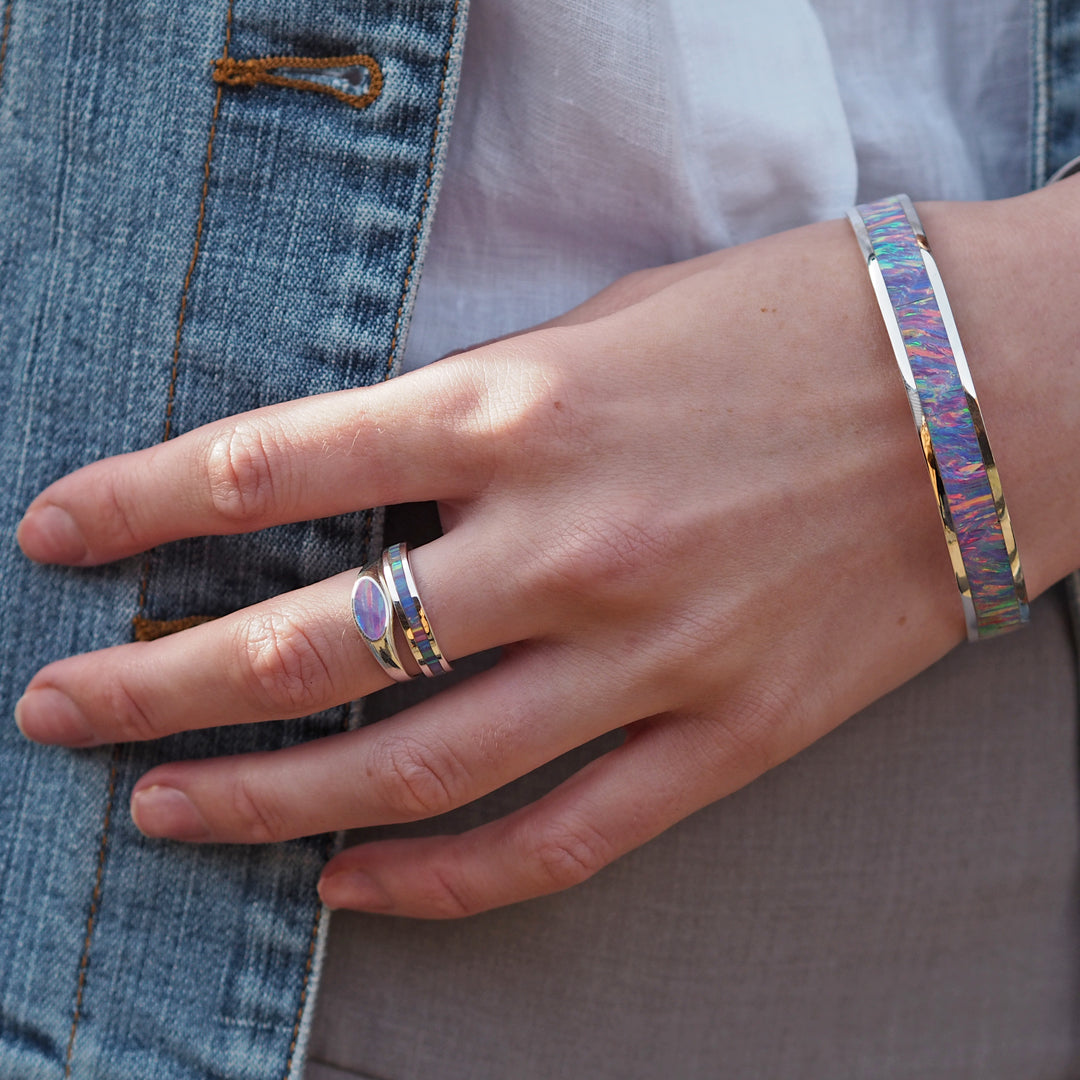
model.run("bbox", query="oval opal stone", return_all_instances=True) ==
[352,576,389,641]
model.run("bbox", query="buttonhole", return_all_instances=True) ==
[212,53,383,110]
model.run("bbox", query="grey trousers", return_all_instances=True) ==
[305,507,1079,1080]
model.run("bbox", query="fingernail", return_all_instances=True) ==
[131,786,212,841]
[17,504,88,564]
[15,688,99,746]
[318,869,393,912]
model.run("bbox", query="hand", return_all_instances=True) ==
[14,193,1077,918]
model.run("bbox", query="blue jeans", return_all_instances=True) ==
[0,1,467,1076]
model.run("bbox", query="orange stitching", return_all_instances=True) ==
[0,2,14,99]
[281,902,323,1079]
[132,614,216,641]
[134,0,234,627]
[63,744,121,1076]
[164,6,234,446]
[213,53,383,110]
[133,553,153,630]
[384,0,461,380]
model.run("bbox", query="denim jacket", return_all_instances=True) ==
[0,3,1075,1078]
[0,2,468,1077]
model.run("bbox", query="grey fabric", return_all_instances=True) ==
[305,507,1079,1080]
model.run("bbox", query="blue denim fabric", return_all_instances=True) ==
[1033,0,1080,183]
[0,1,467,1077]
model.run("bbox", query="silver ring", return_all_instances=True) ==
[382,542,452,678]
[350,560,411,682]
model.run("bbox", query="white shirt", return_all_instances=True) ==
[402,0,1031,371]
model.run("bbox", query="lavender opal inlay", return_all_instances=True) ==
[352,575,389,641]
[856,196,1026,638]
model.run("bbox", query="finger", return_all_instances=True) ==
[15,529,529,746]
[315,709,764,919]
[16,355,500,566]
[125,642,666,844]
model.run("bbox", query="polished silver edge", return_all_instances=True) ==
[960,594,978,640]
[1046,153,1080,185]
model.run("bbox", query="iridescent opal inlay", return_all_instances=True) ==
[352,575,389,641]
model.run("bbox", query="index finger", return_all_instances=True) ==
[16,353,503,566]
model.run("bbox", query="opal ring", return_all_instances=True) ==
[351,558,410,682]
[351,543,452,680]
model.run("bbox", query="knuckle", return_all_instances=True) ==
[370,735,467,820]
[531,817,614,893]
[97,474,148,552]
[406,358,502,494]
[104,679,165,742]
[230,770,289,844]
[418,863,481,919]
[522,507,672,609]
[234,609,334,716]
[716,681,802,774]
[205,420,281,523]
[457,342,579,472]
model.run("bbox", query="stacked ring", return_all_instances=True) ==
[383,543,453,677]
[351,543,452,680]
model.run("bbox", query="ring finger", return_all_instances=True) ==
[16,525,526,748]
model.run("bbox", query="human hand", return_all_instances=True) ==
[14,194,1075,917]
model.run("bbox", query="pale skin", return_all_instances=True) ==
[14,181,1080,918]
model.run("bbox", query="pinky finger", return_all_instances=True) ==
[317,710,762,919]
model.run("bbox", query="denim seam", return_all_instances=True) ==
[63,744,122,1077]
[163,0,235,447]
[281,904,325,1077]
[0,1,13,101]
[212,53,383,110]
[383,0,463,381]
[1033,0,1050,186]
[134,0,235,629]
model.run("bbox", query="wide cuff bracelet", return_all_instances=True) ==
[847,194,1029,641]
